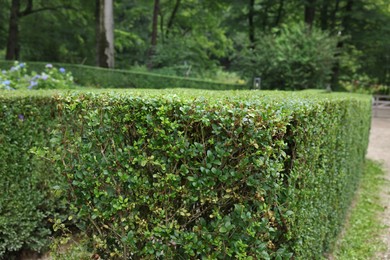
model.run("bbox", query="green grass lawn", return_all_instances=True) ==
[332,160,388,259]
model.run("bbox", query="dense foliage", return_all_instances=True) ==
[0,61,74,90]
[0,93,66,258]
[0,89,371,258]
[235,24,339,90]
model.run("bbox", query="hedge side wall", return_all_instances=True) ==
[0,61,247,90]
[0,90,371,259]
[0,93,64,257]
[286,98,371,256]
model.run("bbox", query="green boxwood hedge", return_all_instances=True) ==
[0,61,247,90]
[0,92,66,258]
[0,89,371,259]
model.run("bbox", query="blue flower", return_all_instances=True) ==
[3,80,11,85]
[1,70,6,74]
[41,74,49,80]
[4,85,15,91]
[45,64,53,69]
[18,114,24,121]
[10,66,18,72]
[28,81,38,89]
[59,67,66,73]
[19,63,25,68]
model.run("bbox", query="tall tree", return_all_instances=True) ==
[329,0,340,30]
[274,0,285,27]
[96,0,115,68]
[248,0,255,46]
[5,0,74,60]
[331,0,354,87]
[320,0,329,30]
[5,0,21,60]
[165,0,181,38]
[148,0,160,69]
[304,0,317,28]
[341,0,353,32]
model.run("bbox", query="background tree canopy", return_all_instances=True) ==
[0,0,389,89]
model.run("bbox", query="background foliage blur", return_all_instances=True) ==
[0,0,389,89]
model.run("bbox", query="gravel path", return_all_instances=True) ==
[367,112,390,259]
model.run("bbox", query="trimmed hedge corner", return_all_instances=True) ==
[0,90,371,258]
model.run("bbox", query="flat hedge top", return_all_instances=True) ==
[0,88,371,103]
[0,90,372,123]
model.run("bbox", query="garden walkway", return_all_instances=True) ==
[367,111,390,259]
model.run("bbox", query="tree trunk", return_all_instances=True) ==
[6,0,74,60]
[304,0,316,28]
[262,3,270,31]
[248,0,255,47]
[331,0,353,88]
[274,0,285,27]
[320,0,329,30]
[148,0,160,69]
[330,0,340,30]
[166,0,181,38]
[96,0,115,68]
[6,0,21,60]
[341,0,353,33]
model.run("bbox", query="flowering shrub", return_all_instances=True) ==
[0,62,27,90]
[0,61,75,90]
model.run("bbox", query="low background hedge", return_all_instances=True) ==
[0,61,247,90]
[0,89,371,259]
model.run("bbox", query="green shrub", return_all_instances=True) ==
[0,93,67,258]
[340,74,390,95]
[0,89,371,259]
[0,62,75,90]
[235,24,339,90]
[372,84,390,95]
[285,96,371,256]
[0,61,247,90]
[0,62,28,90]
[50,90,370,258]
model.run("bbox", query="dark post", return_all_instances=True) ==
[253,77,261,90]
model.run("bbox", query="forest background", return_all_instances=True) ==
[0,0,389,90]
